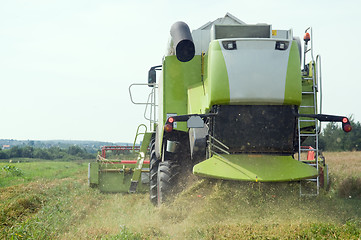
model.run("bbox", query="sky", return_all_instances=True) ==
[0,0,360,143]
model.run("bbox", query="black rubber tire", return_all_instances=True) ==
[149,141,159,205]
[157,160,180,205]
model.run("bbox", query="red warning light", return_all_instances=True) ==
[343,124,352,132]
[164,124,173,133]
[304,32,310,42]
[168,117,174,123]
[342,117,348,123]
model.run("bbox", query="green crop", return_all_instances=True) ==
[2,165,24,176]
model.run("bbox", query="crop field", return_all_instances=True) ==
[1,152,361,239]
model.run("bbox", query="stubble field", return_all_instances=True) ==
[1,152,360,239]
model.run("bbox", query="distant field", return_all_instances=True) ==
[0,153,360,239]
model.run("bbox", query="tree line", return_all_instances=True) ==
[0,145,95,161]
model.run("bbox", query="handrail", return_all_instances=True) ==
[316,55,322,115]
[129,83,158,131]
[143,87,158,123]
[128,83,157,105]
[316,55,323,132]
[133,124,147,151]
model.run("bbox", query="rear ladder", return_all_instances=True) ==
[298,27,323,196]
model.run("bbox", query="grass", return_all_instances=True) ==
[0,160,87,188]
[323,151,361,177]
[0,179,105,239]
[0,162,102,239]
[0,153,360,239]
[323,151,361,199]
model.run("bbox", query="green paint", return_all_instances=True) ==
[206,40,230,106]
[97,161,149,193]
[140,132,152,153]
[162,55,202,132]
[193,154,318,182]
[284,41,302,105]
[188,83,207,114]
[98,168,133,193]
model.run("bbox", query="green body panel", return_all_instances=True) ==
[98,165,133,193]
[161,40,304,127]
[193,154,318,182]
[284,41,302,105]
[89,162,99,185]
[206,41,230,106]
[163,55,202,132]
[187,83,207,114]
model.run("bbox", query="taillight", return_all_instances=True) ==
[343,124,352,132]
[164,116,175,132]
[164,124,173,132]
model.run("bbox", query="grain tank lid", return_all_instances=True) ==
[211,24,272,40]
[197,12,245,30]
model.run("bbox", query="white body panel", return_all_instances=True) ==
[221,39,291,104]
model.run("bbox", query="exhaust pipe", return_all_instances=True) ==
[170,21,195,62]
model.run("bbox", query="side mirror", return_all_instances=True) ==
[148,65,162,87]
[148,68,156,85]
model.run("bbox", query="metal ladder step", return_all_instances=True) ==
[299,105,316,108]
[300,133,317,137]
[300,176,319,196]
[304,178,317,182]
[299,119,317,122]
[303,163,317,167]
[300,148,317,152]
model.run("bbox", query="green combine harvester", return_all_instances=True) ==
[89,13,352,204]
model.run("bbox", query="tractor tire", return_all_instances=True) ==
[157,160,180,205]
[149,142,159,205]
